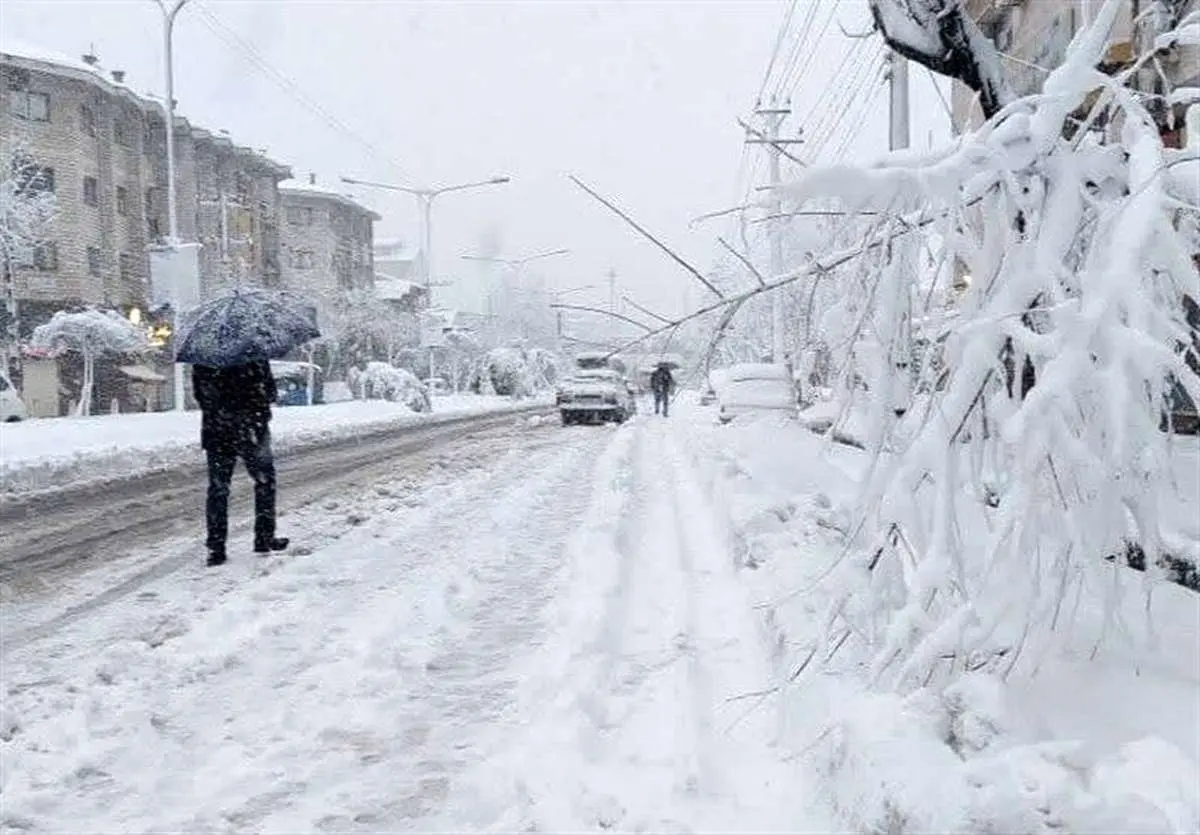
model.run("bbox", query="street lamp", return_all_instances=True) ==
[153,0,189,411]
[461,248,570,341]
[340,174,511,376]
[340,175,510,302]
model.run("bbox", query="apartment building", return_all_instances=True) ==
[278,175,380,326]
[1,42,291,414]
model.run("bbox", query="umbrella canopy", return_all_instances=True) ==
[175,288,320,368]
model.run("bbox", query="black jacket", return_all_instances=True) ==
[650,367,674,395]
[193,360,277,451]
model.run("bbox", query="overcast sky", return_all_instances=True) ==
[2,0,949,317]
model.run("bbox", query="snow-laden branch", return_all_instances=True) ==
[29,309,150,416]
[1,142,57,281]
[770,0,1200,694]
[867,0,1015,118]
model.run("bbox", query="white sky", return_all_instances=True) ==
[2,0,950,317]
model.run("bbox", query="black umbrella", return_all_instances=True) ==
[175,288,320,368]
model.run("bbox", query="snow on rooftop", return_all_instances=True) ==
[1,37,109,77]
[279,178,380,219]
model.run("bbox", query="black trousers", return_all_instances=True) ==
[205,428,276,551]
[654,390,669,416]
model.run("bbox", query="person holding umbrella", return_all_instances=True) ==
[192,360,287,566]
[650,361,675,417]
[176,289,320,567]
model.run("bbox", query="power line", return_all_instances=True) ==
[757,0,799,103]
[771,0,823,98]
[802,41,880,159]
[833,75,887,160]
[812,48,886,161]
[191,1,407,180]
[807,47,886,162]
[794,35,870,139]
[778,0,840,98]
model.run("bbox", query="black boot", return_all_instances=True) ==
[207,548,228,567]
[254,537,290,554]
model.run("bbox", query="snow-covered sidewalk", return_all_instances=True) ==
[681,401,1200,833]
[0,394,550,495]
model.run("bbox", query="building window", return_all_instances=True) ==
[114,117,132,147]
[87,246,102,277]
[8,89,50,122]
[18,242,58,271]
[83,176,99,207]
[116,186,129,216]
[119,252,135,281]
[289,249,315,270]
[286,206,314,226]
[80,103,97,136]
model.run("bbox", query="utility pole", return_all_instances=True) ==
[154,0,190,411]
[607,268,618,317]
[886,50,913,416]
[746,96,803,364]
[886,52,910,153]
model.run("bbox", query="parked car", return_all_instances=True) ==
[558,368,637,425]
[715,363,796,424]
[0,370,27,422]
[270,361,324,406]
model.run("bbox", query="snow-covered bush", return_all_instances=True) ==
[782,0,1200,698]
[473,347,536,398]
[28,309,150,416]
[355,361,430,412]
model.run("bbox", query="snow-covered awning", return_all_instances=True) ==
[119,365,167,383]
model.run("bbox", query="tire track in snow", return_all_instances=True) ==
[497,416,809,833]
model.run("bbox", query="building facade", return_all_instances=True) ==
[1,42,291,414]
[278,174,380,329]
[952,0,1200,142]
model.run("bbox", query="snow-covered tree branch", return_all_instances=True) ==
[868,0,1014,119]
[29,309,151,416]
[777,0,1200,691]
[1,141,57,348]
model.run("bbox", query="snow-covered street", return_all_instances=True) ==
[0,409,818,833]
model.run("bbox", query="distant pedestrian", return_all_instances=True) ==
[650,362,675,417]
[193,360,289,567]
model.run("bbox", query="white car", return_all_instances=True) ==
[557,369,637,425]
[716,363,796,424]
[0,370,28,422]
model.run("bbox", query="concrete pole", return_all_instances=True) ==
[765,108,786,364]
[158,0,188,410]
[888,51,914,416]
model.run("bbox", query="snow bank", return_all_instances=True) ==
[0,395,552,495]
[680,403,1200,834]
